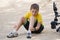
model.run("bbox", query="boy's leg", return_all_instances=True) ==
[7,17,26,38]
[32,24,44,34]
[24,16,44,38]
[29,16,36,31]
[27,16,36,38]
[28,19,44,34]
[37,25,44,33]
[14,17,26,31]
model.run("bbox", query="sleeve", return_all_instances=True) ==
[37,14,43,24]
[24,12,29,19]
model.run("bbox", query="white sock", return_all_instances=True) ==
[12,29,17,33]
[27,30,31,34]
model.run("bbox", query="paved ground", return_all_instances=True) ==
[0,0,60,40]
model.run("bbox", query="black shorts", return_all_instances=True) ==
[23,20,44,34]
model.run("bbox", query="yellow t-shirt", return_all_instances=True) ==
[24,11,43,24]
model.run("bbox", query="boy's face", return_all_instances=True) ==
[30,9,39,16]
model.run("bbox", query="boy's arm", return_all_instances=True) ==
[24,12,29,19]
[35,22,41,30]
[35,14,43,30]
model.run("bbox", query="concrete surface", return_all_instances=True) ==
[0,0,60,40]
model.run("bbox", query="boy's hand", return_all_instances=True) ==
[35,22,41,31]
[35,26,40,31]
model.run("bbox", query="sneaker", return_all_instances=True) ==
[27,32,31,38]
[7,32,18,38]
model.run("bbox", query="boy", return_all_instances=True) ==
[7,3,44,38]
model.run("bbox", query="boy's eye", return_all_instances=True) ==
[32,11,37,13]
[31,9,38,13]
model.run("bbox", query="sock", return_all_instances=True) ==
[12,29,17,33]
[27,30,31,34]
[27,29,32,38]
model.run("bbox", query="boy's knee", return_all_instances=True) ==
[30,16,34,19]
[30,16,35,20]
[21,17,26,23]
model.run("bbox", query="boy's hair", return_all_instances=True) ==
[30,3,39,11]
